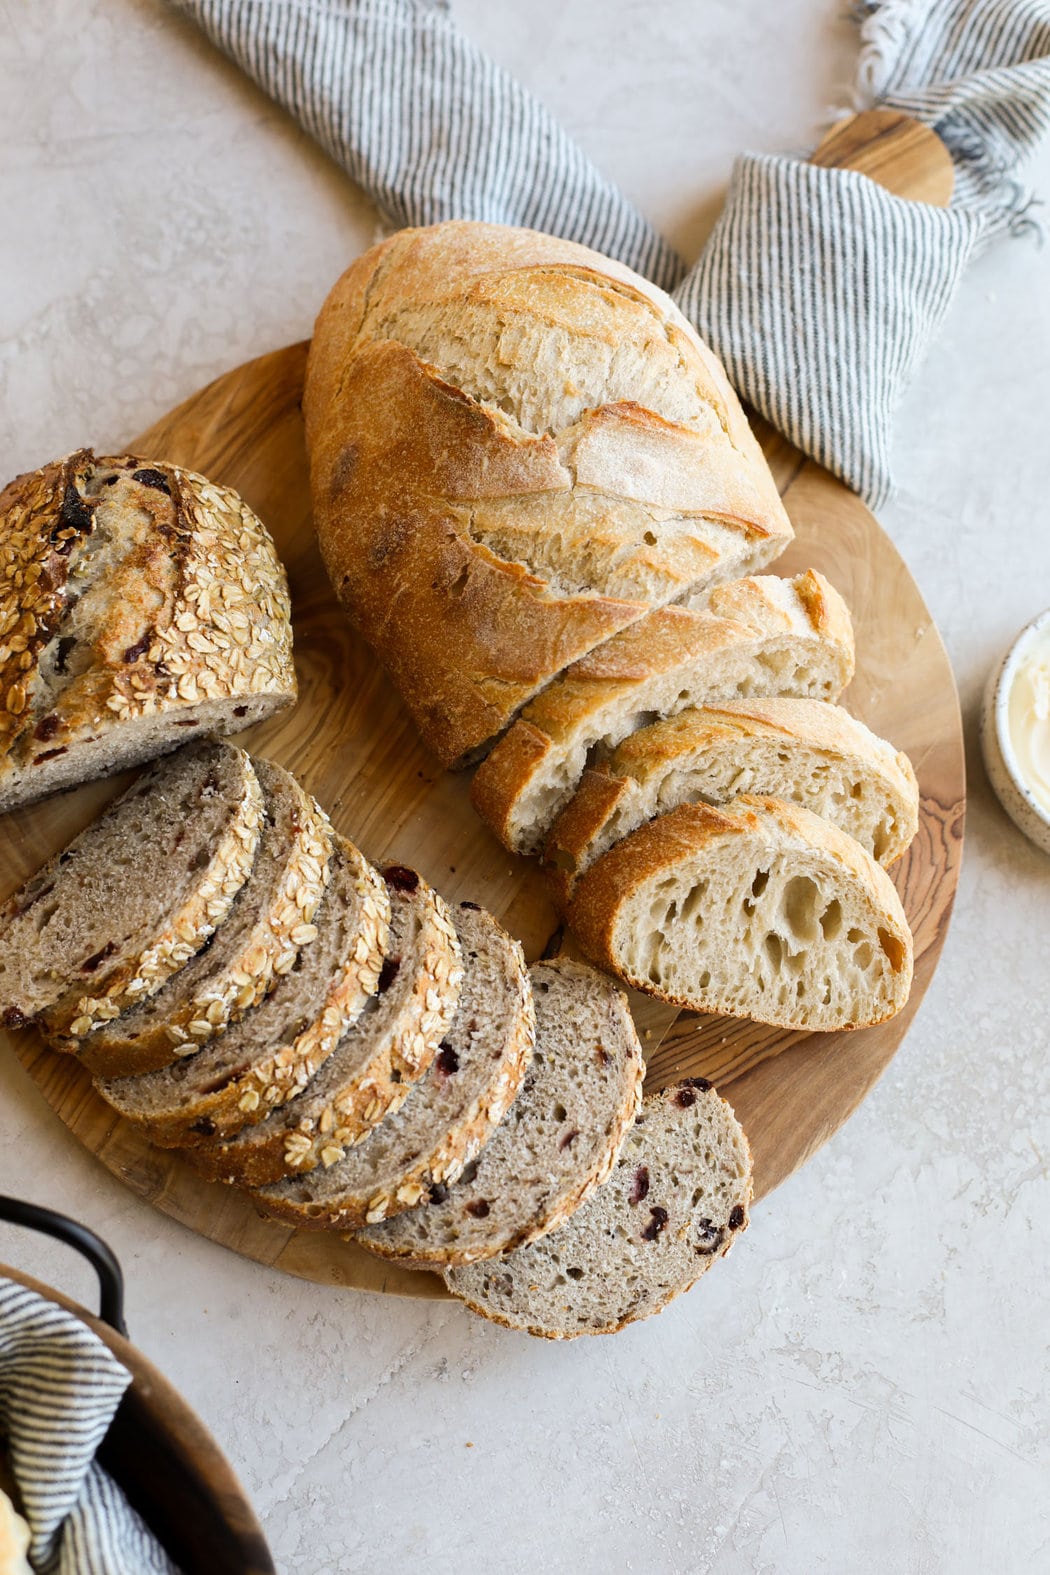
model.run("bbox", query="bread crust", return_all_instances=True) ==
[305,221,792,767]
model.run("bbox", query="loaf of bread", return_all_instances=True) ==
[567,796,913,1030]
[445,1080,751,1338]
[0,739,262,1037]
[305,221,793,767]
[356,958,644,1268]
[472,570,855,855]
[0,451,295,813]
[546,697,918,907]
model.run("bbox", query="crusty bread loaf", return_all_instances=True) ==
[68,758,332,1068]
[445,1080,752,1339]
[0,739,262,1037]
[472,570,855,855]
[356,958,644,1268]
[546,697,919,906]
[0,451,295,813]
[567,796,913,1030]
[189,865,462,1187]
[254,902,534,1231]
[94,835,389,1147]
[305,221,792,767]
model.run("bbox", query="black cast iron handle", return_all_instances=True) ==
[0,1195,127,1336]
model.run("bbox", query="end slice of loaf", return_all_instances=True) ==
[445,1080,752,1339]
[94,835,389,1146]
[0,452,296,814]
[253,902,535,1232]
[546,697,919,907]
[189,866,463,1188]
[567,796,913,1031]
[356,957,644,1268]
[68,758,333,1069]
[471,570,855,855]
[0,739,262,1036]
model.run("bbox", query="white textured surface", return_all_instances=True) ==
[2,2,1049,1571]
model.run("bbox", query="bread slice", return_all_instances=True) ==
[189,866,463,1187]
[68,758,333,1068]
[471,570,854,854]
[254,902,535,1231]
[445,1080,752,1339]
[0,739,263,1037]
[0,451,295,814]
[94,835,389,1146]
[546,697,919,907]
[356,958,645,1268]
[567,796,913,1030]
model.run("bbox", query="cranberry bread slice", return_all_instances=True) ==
[546,697,919,907]
[254,902,534,1231]
[0,739,263,1037]
[471,570,854,855]
[567,796,913,1031]
[94,835,388,1146]
[67,758,332,1069]
[0,451,295,814]
[356,958,644,1268]
[190,866,462,1187]
[445,1080,752,1339]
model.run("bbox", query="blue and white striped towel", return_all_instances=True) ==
[0,1278,178,1575]
[168,0,1050,506]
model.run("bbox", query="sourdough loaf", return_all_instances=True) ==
[546,697,918,906]
[472,569,855,855]
[356,958,644,1268]
[305,221,792,767]
[189,866,462,1186]
[567,796,913,1030]
[68,758,332,1067]
[95,836,389,1146]
[445,1080,752,1338]
[0,740,262,1037]
[254,902,534,1231]
[0,452,295,813]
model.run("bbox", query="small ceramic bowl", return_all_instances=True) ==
[981,606,1050,857]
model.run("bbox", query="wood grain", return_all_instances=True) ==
[0,116,964,1298]
[811,107,956,204]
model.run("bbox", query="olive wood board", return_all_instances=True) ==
[0,338,964,1300]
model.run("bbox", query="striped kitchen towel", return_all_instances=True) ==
[168,0,1050,506]
[0,1278,178,1574]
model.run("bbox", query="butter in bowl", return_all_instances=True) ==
[982,607,1050,856]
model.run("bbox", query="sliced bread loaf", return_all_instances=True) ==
[67,757,333,1067]
[567,796,913,1030]
[356,958,645,1268]
[0,451,295,814]
[189,866,463,1187]
[94,835,389,1146]
[444,1080,752,1339]
[546,697,919,907]
[0,739,263,1036]
[471,570,855,855]
[254,902,535,1231]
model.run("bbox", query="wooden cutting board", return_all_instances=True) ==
[0,115,965,1301]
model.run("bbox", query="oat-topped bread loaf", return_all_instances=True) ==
[473,569,855,854]
[445,1080,752,1339]
[357,958,644,1268]
[0,451,295,813]
[68,757,332,1068]
[0,739,262,1037]
[567,796,913,1031]
[547,697,919,906]
[191,865,462,1188]
[95,835,389,1146]
[305,221,793,767]
[255,902,534,1231]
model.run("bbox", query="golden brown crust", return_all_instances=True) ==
[544,765,631,911]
